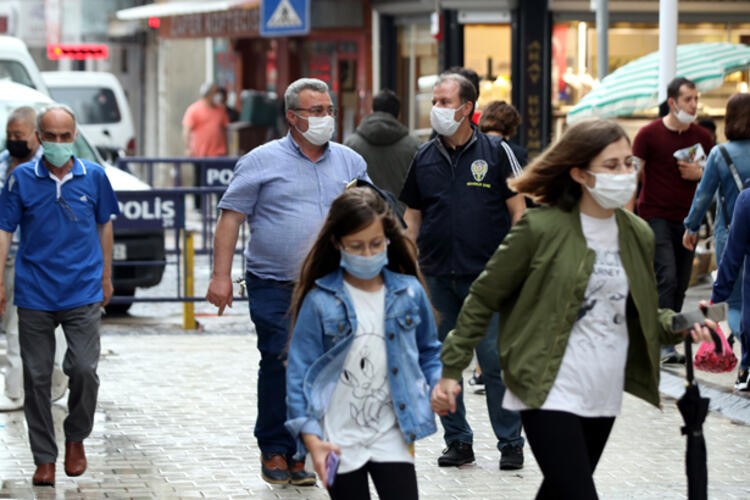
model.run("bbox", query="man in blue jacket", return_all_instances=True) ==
[400,72,526,470]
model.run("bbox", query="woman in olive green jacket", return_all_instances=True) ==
[431,119,715,499]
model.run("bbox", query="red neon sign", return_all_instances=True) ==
[47,44,109,60]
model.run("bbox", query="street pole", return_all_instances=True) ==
[658,0,678,103]
[595,0,609,81]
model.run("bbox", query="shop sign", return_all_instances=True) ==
[160,8,259,39]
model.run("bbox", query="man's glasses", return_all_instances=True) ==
[57,197,78,222]
[340,238,389,256]
[293,106,336,117]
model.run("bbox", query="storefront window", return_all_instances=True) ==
[553,21,750,116]
[463,24,513,110]
[396,23,438,138]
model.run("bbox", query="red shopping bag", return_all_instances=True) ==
[694,324,737,373]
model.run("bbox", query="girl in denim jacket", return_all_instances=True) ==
[285,187,442,499]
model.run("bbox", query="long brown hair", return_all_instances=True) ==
[289,187,424,328]
[509,119,630,210]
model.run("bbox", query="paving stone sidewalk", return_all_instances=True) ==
[1,310,750,499]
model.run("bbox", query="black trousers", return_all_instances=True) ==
[648,218,695,312]
[328,461,418,500]
[521,409,615,500]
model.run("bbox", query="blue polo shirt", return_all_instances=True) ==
[0,156,120,311]
[218,132,369,281]
[400,129,516,278]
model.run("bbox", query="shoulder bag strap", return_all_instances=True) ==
[718,145,744,229]
[719,145,744,192]
[499,140,524,178]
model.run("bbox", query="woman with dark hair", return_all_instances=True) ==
[479,100,528,169]
[702,93,750,391]
[431,119,715,499]
[285,187,441,499]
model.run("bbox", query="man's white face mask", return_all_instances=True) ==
[295,114,335,146]
[430,103,465,137]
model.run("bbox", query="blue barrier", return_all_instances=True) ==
[108,157,250,310]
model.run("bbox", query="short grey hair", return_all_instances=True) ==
[200,81,216,97]
[284,78,330,112]
[37,104,77,133]
[435,73,477,107]
[7,106,37,128]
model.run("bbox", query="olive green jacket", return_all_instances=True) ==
[441,204,682,409]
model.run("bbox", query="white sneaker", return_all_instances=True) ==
[0,393,23,411]
[735,369,750,391]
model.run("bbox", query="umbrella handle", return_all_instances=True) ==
[684,336,695,384]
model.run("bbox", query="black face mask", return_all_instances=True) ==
[6,140,31,159]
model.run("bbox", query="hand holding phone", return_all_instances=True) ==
[671,302,727,331]
[325,451,340,487]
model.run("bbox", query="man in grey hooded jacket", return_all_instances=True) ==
[345,89,420,196]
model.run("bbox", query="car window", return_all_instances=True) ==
[47,87,121,125]
[0,60,36,89]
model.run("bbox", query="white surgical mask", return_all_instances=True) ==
[430,103,465,137]
[673,105,697,124]
[296,115,334,146]
[584,170,638,209]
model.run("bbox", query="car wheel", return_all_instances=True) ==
[105,288,135,315]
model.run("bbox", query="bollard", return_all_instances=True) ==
[182,230,197,329]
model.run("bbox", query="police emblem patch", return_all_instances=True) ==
[471,160,488,182]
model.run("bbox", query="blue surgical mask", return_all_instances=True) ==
[340,249,388,280]
[42,141,74,167]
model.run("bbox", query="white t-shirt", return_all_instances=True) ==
[504,213,630,417]
[323,282,413,473]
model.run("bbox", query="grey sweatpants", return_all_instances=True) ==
[18,304,101,465]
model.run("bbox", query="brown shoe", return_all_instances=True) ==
[64,441,87,477]
[260,453,290,484]
[32,463,55,486]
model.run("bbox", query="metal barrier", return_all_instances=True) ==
[110,156,250,328]
[117,157,241,255]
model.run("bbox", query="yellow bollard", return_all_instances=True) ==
[182,229,197,330]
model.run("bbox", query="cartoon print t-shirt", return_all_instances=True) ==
[503,212,630,417]
[323,282,413,473]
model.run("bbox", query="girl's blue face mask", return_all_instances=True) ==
[340,249,388,280]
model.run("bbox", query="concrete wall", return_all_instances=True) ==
[159,38,207,158]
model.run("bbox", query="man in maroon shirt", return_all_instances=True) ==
[633,77,714,363]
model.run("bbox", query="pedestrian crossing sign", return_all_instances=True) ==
[260,0,310,37]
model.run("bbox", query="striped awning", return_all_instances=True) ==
[566,42,750,124]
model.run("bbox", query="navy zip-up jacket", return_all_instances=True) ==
[399,128,516,277]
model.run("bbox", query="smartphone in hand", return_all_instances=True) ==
[671,302,727,331]
[325,451,340,487]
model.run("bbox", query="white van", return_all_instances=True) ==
[0,35,48,94]
[42,71,136,160]
[0,80,164,312]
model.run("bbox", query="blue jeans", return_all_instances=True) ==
[245,271,296,457]
[425,275,523,451]
[714,230,749,369]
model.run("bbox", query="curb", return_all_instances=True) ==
[659,366,750,425]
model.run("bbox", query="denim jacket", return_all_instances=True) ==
[684,140,750,254]
[285,268,442,457]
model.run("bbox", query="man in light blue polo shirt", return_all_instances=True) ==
[206,77,369,486]
[0,104,120,487]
